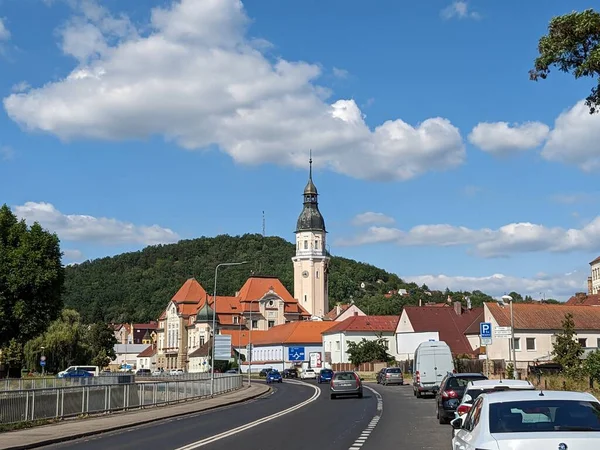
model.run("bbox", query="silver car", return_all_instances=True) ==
[330,371,363,399]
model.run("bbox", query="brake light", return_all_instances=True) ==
[452,369,457,374]
[416,371,420,383]
[457,404,471,416]
[442,390,458,399]
[385,373,390,378]
[354,372,361,384]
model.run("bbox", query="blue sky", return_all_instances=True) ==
[1,0,599,300]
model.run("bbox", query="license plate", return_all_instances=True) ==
[339,383,352,387]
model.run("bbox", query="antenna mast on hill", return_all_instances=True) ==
[262,211,266,236]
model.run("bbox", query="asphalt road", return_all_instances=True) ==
[363,384,450,450]
[42,380,450,450]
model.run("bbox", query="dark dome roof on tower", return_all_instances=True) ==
[304,178,318,195]
[296,206,326,232]
[196,301,217,323]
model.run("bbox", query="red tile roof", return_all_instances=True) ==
[402,306,483,356]
[324,304,352,320]
[252,321,336,346]
[221,329,268,347]
[136,345,156,357]
[566,294,600,306]
[323,315,400,334]
[171,278,207,303]
[486,302,600,330]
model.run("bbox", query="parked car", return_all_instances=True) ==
[376,368,387,384]
[317,369,334,384]
[379,367,404,386]
[266,370,283,384]
[451,390,600,449]
[451,379,536,435]
[57,365,99,378]
[300,369,317,380]
[135,368,152,376]
[169,369,184,376]
[413,341,454,398]
[435,372,487,424]
[283,368,298,379]
[330,371,363,399]
[259,368,273,377]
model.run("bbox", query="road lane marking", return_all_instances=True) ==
[173,380,320,449]
[348,386,383,450]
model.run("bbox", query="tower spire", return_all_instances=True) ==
[309,149,313,180]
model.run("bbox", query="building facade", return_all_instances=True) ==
[590,256,600,295]
[292,157,330,318]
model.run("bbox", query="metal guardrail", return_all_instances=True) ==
[1,374,136,391]
[0,374,242,424]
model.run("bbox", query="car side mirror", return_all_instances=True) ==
[450,417,463,430]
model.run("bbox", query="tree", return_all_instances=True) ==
[0,205,64,368]
[346,338,393,367]
[0,339,24,376]
[583,349,600,384]
[87,323,117,368]
[552,313,583,375]
[530,9,600,114]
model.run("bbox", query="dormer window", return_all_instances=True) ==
[268,300,274,307]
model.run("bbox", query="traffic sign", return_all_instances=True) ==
[495,326,511,332]
[494,326,512,338]
[40,360,46,367]
[40,356,46,362]
[288,346,305,361]
[480,337,492,346]
[480,322,492,338]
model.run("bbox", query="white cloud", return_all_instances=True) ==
[541,100,600,172]
[63,249,84,262]
[352,212,395,226]
[0,18,10,41]
[468,121,550,154]
[550,192,599,205]
[405,270,585,300]
[332,67,349,79]
[336,216,600,258]
[440,1,480,20]
[14,202,180,246]
[463,185,482,197]
[3,0,466,182]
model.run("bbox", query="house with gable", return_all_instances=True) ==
[324,303,366,321]
[396,302,483,360]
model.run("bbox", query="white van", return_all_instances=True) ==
[57,365,100,377]
[413,341,454,398]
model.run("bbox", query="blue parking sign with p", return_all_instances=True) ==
[480,322,492,338]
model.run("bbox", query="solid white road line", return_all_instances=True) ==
[173,380,320,450]
[348,386,383,450]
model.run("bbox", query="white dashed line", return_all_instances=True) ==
[348,386,383,450]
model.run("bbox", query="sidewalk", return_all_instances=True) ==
[0,383,270,450]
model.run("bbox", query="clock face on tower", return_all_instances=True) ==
[302,270,309,278]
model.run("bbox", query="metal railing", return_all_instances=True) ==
[1,374,136,391]
[0,374,242,424]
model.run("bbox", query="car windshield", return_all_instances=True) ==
[465,387,528,404]
[386,368,401,373]
[334,372,356,381]
[322,370,333,374]
[489,400,600,433]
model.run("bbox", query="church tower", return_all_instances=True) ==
[292,155,330,318]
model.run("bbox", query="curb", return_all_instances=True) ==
[2,385,272,450]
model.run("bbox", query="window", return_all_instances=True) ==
[315,240,319,249]
[200,336,205,346]
[252,320,258,329]
[597,338,600,348]
[304,240,308,249]
[304,294,307,303]
[579,338,587,347]
[268,300,274,307]
[382,339,389,350]
[233,315,239,325]
[526,337,536,351]
[335,341,340,350]
[510,337,521,351]
[268,320,275,328]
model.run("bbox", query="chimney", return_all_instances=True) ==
[337,304,341,316]
[419,298,422,307]
[588,277,593,295]
[453,301,462,316]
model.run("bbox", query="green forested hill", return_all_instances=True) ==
[64,234,411,323]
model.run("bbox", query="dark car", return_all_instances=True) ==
[375,368,386,384]
[259,368,273,377]
[435,372,487,424]
[266,370,283,384]
[330,371,363,399]
[62,369,93,378]
[317,369,333,383]
[283,368,298,379]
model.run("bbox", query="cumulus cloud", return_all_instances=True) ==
[0,18,10,41]
[332,67,349,79]
[336,216,600,258]
[541,100,600,172]
[468,121,550,154]
[550,193,599,205]
[352,212,395,226]
[3,0,466,182]
[405,270,586,301]
[440,1,480,20]
[62,249,84,262]
[14,202,180,246]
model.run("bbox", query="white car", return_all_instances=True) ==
[300,369,317,379]
[454,379,535,420]
[451,389,600,449]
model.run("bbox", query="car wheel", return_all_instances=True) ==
[439,413,448,425]
[330,394,336,399]
[416,390,422,398]
[358,392,363,399]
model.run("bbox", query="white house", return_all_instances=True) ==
[590,256,600,295]
[324,303,366,321]
[484,302,600,372]
[322,314,400,364]
[241,321,336,373]
[395,303,483,360]
[136,344,157,370]
[111,344,149,370]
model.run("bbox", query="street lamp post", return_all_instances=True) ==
[501,295,517,379]
[211,261,248,396]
